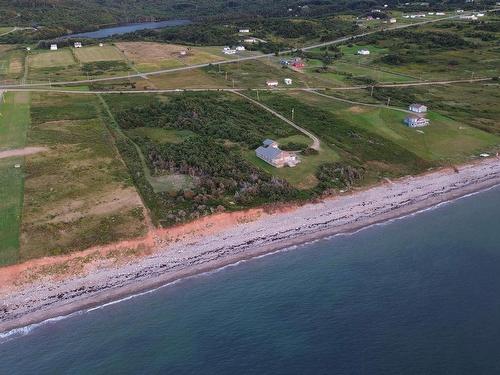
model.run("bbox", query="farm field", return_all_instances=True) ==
[29,49,76,69]
[0,92,31,265]
[0,47,26,82]
[18,92,148,260]
[205,59,324,89]
[74,45,125,63]
[114,42,227,73]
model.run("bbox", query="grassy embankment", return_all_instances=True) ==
[17,92,148,261]
[249,89,500,183]
[0,92,30,265]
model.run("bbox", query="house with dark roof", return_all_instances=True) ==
[404,115,430,128]
[255,140,300,168]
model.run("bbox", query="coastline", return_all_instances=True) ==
[1,158,499,336]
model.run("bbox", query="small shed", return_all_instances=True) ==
[357,49,370,55]
[266,80,279,87]
[50,44,58,51]
[284,78,293,85]
[74,42,82,48]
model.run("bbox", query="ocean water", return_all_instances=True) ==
[1,186,500,374]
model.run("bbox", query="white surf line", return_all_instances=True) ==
[2,181,499,344]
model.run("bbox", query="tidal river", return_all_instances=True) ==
[64,19,191,39]
[1,185,500,374]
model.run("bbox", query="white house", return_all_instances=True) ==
[26,47,31,51]
[239,29,250,33]
[244,38,257,43]
[476,13,485,17]
[99,43,104,47]
[223,49,236,55]
[255,139,300,168]
[409,103,427,113]
[50,44,58,51]
[179,50,187,56]
[284,78,293,85]
[266,80,279,87]
[405,115,430,128]
[74,42,82,48]
[436,12,445,16]
[389,18,397,23]
[235,45,245,51]
[223,46,231,51]
[357,49,370,55]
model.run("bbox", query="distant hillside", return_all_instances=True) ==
[0,0,470,31]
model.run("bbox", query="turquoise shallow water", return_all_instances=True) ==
[1,186,500,374]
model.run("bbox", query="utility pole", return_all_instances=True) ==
[370,85,374,97]
[387,97,391,106]
[291,107,295,121]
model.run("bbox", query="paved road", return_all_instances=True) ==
[0,14,471,90]
[231,90,321,150]
[2,77,494,96]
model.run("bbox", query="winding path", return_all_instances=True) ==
[231,90,321,150]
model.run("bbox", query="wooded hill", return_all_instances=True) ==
[0,0,483,31]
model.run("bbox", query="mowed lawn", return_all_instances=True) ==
[293,91,500,162]
[19,93,148,261]
[0,92,31,265]
[29,49,76,68]
[74,45,125,63]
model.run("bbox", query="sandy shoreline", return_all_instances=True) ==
[1,158,499,335]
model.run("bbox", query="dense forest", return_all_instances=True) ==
[117,17,358,51]
[113,93,303,224]
[0,0,491,33]
[115,93,297,149]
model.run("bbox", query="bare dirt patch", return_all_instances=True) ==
[348,105,369,114]
[8,57,23,74]
[115,42,189,63]
[0,147,47,159]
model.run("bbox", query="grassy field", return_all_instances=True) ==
[204,59,324,89]
[244,144,340,189]
[0,47,26,82]
[114,42,226,73]
[74,45,125,63]
[29,50,76,69]
[0,92,31,265]
[290,90,500,162]
[126,127,195,144]
[18,93,148,260]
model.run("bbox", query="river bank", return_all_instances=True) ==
[1,158,499,334]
